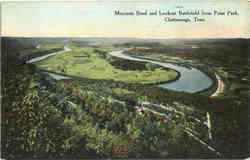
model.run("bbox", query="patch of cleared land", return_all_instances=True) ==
[35,45,178,84]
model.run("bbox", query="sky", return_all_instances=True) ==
[1,0,250,38]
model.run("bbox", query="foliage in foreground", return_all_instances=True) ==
[2,64,213,159]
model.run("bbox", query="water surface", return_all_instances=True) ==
[109,50,213,93]
[30,48,213,93]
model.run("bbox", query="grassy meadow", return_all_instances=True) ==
[35,45,178,84]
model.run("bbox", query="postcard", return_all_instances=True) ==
[1,0,250,159]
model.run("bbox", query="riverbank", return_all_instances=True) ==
[32,68,180,89]
[210,73,225,97]
[27,46,71,63]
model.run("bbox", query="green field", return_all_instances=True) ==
[39,43,64,50]
[35,45,178,84]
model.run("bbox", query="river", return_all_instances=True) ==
[29,47,213,93]
[109,50,213,93]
